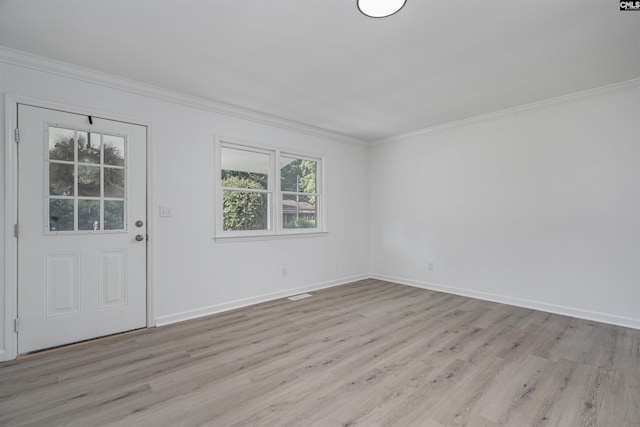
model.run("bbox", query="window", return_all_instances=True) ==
[280,155,319,229]
[46,125,127,234]
[216,138,324,238]
[220,145,272,232]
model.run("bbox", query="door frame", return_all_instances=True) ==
[3,94,155,361]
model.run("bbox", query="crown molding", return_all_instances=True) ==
[0,46,367,147]
[371,108,516,147]
[4,46,638,149]
[371,77,640,147]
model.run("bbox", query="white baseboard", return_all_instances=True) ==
[154,274,368,327]
[371,273,640,330]
[138,272,640,330]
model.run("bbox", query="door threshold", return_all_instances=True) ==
[17,327,149,360]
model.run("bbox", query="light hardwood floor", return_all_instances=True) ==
[1,279,639,426]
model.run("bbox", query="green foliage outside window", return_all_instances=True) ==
[49,199,74,231]
[222,175,268,231]
[281,159,317,203]
[294,218,315,228]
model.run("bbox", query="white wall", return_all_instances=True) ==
[0,51,370,359]
[2,48,639,361]
[370,85,640,328]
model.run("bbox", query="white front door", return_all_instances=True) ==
[17,104,147,354]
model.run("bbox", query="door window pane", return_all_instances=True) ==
[104,168,125,198]
[46,125,128,234]
[78,200,101,231]
[78,165,101,197]
[104,201,125,230]
[49,199,74,231]
[104,135,125,166]
[78,131,101,164]
[49,163,75,196]
[49,127,75,161]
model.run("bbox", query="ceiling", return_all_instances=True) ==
[1,0,639,142]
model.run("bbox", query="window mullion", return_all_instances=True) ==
[273,150,280,233]
[73,129,79,232]
[221,186,269,194]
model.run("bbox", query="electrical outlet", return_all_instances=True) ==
[428,262,434,271]
[282,268,287,277]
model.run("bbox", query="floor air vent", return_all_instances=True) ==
[288,293,312,301]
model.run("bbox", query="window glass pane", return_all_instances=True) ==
[78,199,101,231]
[221,147,269,190]
[49,199,74,231]
[78,165,101,197]
[49,163,75,196]
[223,190,269,231]
[104,201,125,230]
[48,127,75,161]
[78,131,101,164]
[281,157,317,193]
[104,168,125,198]
[45,127,131,234]
[104,135,125,166]
[282,194,317,229]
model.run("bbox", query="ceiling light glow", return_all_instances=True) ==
[358,0,407,18]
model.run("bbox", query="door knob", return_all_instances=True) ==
[135,220,144,227]
[135,234,145,242]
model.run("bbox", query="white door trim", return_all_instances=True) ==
[2,94,155,361]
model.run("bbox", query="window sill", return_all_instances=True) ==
[214,231,328,243]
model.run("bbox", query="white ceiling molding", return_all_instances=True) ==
[371,77,640,147]
[0,46,367,147]
[3,45,638,149]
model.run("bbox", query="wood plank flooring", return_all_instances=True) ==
[1,279,639,426]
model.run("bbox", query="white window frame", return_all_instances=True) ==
[45,123,129,235]
[215,136,326,239]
